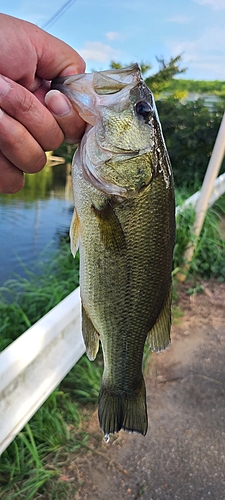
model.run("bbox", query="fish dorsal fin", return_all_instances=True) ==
[82,303,100,361]
[147,285,172,352]
[70,208,80,257]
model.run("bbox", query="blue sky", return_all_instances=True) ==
[1,0,225,80]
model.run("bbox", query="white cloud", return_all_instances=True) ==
[194,0,225,9]
[106,31,122,41]
[167,27,225,79]
[167,16,192,23]
[79,41,122,63]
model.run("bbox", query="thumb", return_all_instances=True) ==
[45,89,85,144]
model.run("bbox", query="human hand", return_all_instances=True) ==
[0,14,85,194]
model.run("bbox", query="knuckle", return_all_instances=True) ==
[16,93,35,115]
[13,126,28,148]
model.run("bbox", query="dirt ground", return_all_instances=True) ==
[65,281,225,500]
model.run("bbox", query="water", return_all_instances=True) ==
[0,163,73,286]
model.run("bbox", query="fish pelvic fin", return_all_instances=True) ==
[98,377,148,436]
[82,304,100,361]
[147,285,172,352]
[70,208,80,257]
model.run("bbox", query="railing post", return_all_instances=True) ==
[177,112,225,281]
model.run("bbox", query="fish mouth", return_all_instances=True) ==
[51,64,143,126]
[51,64,142,91]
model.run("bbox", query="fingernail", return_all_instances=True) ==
[0,75,10,97]
[45,90,72,117]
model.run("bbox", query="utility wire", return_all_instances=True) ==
[41,0,77,30]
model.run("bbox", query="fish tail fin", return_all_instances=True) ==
[98,377,148,436]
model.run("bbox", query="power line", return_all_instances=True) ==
[41,0,77,30]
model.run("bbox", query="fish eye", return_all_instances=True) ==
[135,101,152,123]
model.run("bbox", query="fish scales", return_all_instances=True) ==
[52,64,175,437]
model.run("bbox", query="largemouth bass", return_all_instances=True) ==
[52,64,175,437]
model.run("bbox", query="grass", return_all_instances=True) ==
[0,195,225,498]
[174,194,225,281]
[0,242,101,499]
[0,392,88,499]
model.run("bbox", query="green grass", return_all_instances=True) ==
[174,194,225,281]
[0,243,101,499]
[1,195,225,498]
[0,392,88,499]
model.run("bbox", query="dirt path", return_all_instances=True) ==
[72,282,225,500]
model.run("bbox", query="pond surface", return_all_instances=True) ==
[0,163,74,286]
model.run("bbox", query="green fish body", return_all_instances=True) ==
[52,65,175,437]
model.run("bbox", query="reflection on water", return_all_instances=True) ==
[0,163,74,286]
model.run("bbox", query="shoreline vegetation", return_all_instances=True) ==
[1,56,225,497]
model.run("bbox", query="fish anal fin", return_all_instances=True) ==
[82,303,100,361]
[147,285,172,352]
[92,201,126,254]
[70,208,80,257]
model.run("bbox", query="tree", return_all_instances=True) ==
[157,98,225,189]
[145,55,186,96]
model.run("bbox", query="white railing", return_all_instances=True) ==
[176,171,225,215]
[0,289,85,455]
[1,174,225,455]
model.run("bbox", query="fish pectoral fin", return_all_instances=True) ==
[92,201,126,254]
[70,208,80,257]
[82,303,100,361]
[147,285,172,352]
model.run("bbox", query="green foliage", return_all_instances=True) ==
[0,391,86,499]
[54,142,76,164]
[165,78,225,95]
[61,353,103,403]
[156,98,225,189]
[174,205,196,271]
[190,204,225,280]
[174,196,225,281]
[145,55,186,96]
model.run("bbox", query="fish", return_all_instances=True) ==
[52,64,175,437]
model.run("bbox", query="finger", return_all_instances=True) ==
[0,108,47,173]
[0,152,24,194]
[32,28,86,80]
[45,90,85,144]
[0,75,64,151]
[0,15,85,91]
[33,80,51,106]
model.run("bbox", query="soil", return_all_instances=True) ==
[64,281,225,500]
